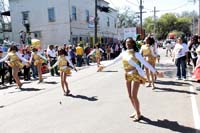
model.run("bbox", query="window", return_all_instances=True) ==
[85,10,89,22]
[72,6,77,21]
[33,31,42,38]
[107,17,110,27]
[48,7,55,22]
[22,11,29,24]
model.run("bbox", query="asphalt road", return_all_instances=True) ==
[0,48,199,133]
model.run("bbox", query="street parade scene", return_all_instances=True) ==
[0,0,200,133]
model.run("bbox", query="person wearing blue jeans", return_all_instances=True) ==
[172,37,189,80]
[30,62,38,79]
[175,56,187,79]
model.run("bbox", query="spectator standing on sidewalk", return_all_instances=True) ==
[68,45,76,65]
[172,37,189,80]
[192,46,200,90]
[84,43,91,66]
[188,35,199,67]
[0,49,5,86]
[47,45,60,76]
[76,43,84,67]
[22,48,31,81]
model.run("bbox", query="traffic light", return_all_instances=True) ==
[97,6,110,13]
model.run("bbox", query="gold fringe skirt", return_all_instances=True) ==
[60,67,71,75]
[125,71,146,84]
[34,59,43,66]
[9,61,24,69]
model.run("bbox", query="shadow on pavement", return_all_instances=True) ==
[101,70,118,72]
[0,105,4,108]
[0,85,15,90]
[43,81,58,84]
[139,116,199,133]
[155,80,190,86]
[8,88,44,94]
[154,87,197,95]
[67,94,98,101]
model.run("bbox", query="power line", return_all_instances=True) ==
[125,0,139,7]
[158,2,188,12]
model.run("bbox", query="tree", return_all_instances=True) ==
[143,16,154,34]
[117,8,139,28]
[143,12,193,40]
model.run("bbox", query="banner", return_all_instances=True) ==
[88,16,95,28]
[124,27,136,40]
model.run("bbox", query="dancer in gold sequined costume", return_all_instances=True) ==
[87,44,104,67]
[98,37,157,122]
[0,45,29,88]
[140,36,157,89]
[50,49,77,96]
[29,48,47,83]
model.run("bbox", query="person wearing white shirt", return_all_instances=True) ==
[172,37,189,80]
[98,37,158,122]
[47,45,59,76]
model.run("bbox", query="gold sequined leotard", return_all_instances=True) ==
[58,55,71,75]
[122,51,146,83]
[8,52,24,68]
[141,44,156,65]
[95,49,101,58]
[33,52,43,66]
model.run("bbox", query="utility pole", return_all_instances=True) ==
[94,0,98,44]
[68,0,72,44]
[153,6,156,35]
[139,0,143,35]
[198,0,200,34]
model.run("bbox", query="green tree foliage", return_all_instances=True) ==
[143,11,194,40]
[117,8,139,28]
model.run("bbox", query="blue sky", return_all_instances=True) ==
[105,0,199,18]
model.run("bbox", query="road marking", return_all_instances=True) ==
[189,83,200,130]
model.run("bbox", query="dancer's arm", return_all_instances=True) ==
[38,52,47,61]
[29,52,33,63]
[99,48,104,53]
[135,52,156,73]
[103,53,123,68]
[65,56,77,71]
[16,52,29,63]
[50,58,58,69]
[0,54,9,62]
[87,49,95,57]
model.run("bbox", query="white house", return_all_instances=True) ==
[9,0,118,48]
